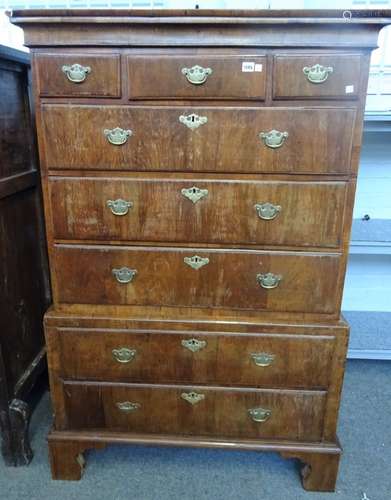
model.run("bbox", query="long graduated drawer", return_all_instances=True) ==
[52,244,342,314]
[62,380,327,441]
[42,105,356,175]
[49,175,349,248]
[52,327,335,389]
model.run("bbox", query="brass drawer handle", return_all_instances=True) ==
[181,65,212,85]
[303,63,333,84]
[104,127,132,146]
[259,129,289,149]
[107,199,133,216]
[257,272,282,289]
[179,113,208,131]
[181,391,205,405]
[184,255,209,270]
[112,267,137,284]
[182,338,207,353]
[255,202,281,220]
[116,401,140,413]
[181,186,208,204]
[251,352,275,367]
[62,63,91,83]
[248,407,272,423]
[112,347,137,363]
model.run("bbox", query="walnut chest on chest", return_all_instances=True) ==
[11,8,391,491]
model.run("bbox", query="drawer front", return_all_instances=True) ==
[57,328,335,389]
[50,176,347,248]
[273,54,361,99]
[63,381,326,441]
[35,54,121,97]
[53,245,341,314]
[42,105,355,175]
[127,54,266,99]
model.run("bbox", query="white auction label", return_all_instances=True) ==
[255,64,263,72]
[242,62,255,72]
[345,85,354,94]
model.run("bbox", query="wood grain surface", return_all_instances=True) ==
[273,53,362,99]
[63,380,327,441]
[48,175,348,248]
[41,105,356,174]
[54,327,335,388]
[52,244,342,314]
[35,53,121,97]
[10,8,389,489]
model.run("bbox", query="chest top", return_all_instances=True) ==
[9,9,391,48]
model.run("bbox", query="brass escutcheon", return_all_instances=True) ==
[62,63,91,83]
[106,199,133,216]
[303,64,334,84]
[181,391,205,405]
[112,347,137,364]
[251,352,276,367]
[248,407,272,423]
[182,338,207,353]
[179,113,208,131]
[184,255,210,270]
[181,65,213,85]
[181,186,208,204]
[254,202,281,220]
[257,273,282,290]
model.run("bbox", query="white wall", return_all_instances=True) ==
[0,11,26,50]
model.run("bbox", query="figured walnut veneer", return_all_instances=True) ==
[10,8,391,491]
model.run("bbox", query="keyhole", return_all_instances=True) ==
[191,115,195,123]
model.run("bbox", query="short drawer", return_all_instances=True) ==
[35,54,121,97]
[55,328,335,389]
[127,53,266,99]
[273,54,361,99]
[53,244,341,314]
[49,176,348,248]
[63,381,326,441]
[42,105,355,175]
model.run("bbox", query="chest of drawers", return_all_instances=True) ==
[11,8,391,491]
